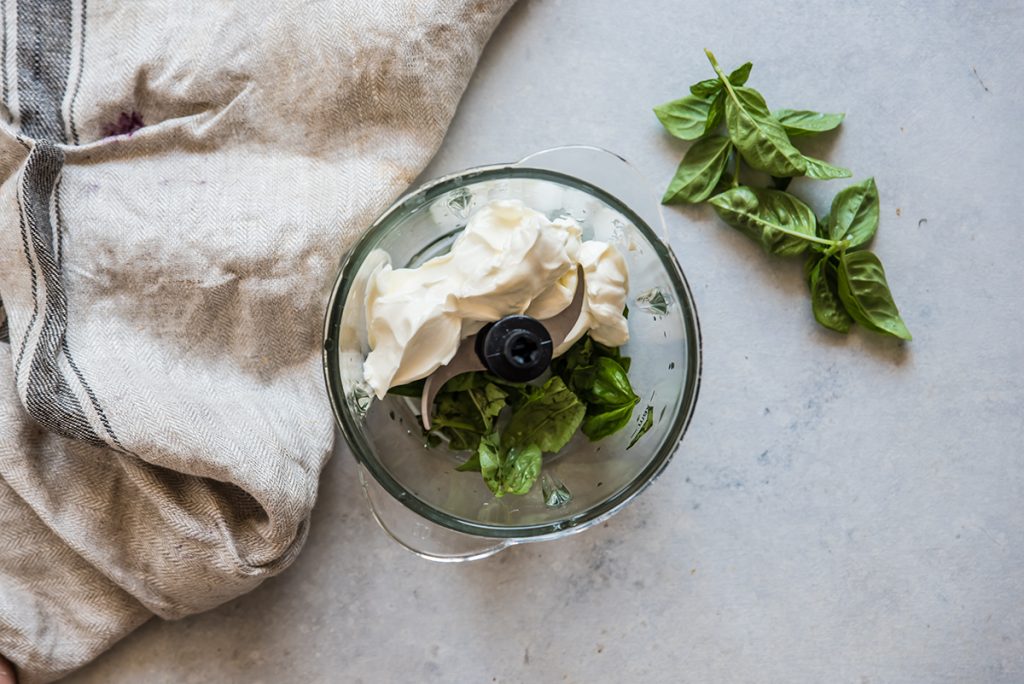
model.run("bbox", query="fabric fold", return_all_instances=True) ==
[0,1,515,681]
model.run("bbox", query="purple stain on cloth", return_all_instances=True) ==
[101,111,145,137]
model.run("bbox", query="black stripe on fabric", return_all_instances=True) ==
[0,302,8,343]
[16,0,72,142]
[1,0,8,117]
[14,182,40,378]
[21,142,101,444]
[62,338,123,446]
[68,0,86,144]
[54,172,126,449]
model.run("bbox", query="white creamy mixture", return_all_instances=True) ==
[363,199,629,399]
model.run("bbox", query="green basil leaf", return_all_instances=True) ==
[808,255,853,333]
[387,379,424,398]
[827,177,879,249]
[503,376,585,454]
[627,406,654,449]
[815,214,830,239]
[432,392,484,451]
[440,373,485,393]
[772,109,845,137]
[704,90,726,134]
[582,403,636,441]
[569,364,596,395]
[803,253,818,287]
[476,432,502,495]
[443,431,478,452]
[837,251,912,340]
[455,452,481,472]
[475,433,542,497]
[691,62,750,97]
[661,135,732,204]
[479,374,529,407]
[550,335,593,379]
[468,383,507,431]
[724,87,806,177]
[432,389,479,432]
[431,382,506,451]
[728,61,753,86]
[592,340,623,360]
[555,334,630,393]
[709,186,818,257]
[690,78,721,98]
[583,357,638,407]
[653,95,711,141]
[501,445,543,496]
[802,156,852,180]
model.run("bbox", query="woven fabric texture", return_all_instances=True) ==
[0,1,514,680]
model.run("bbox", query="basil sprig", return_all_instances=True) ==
[654,50,911,340]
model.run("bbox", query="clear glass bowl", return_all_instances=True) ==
[323,147,701,561]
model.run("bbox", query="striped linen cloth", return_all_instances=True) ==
[0,1,514,681]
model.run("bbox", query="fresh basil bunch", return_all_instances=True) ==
[654,50,911,340]
[391,332,650,498]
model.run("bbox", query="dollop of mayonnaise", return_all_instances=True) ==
[363,199,629,399]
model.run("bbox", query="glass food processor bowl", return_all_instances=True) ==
[323,146,701,561]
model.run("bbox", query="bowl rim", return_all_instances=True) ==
[323,163,702,539]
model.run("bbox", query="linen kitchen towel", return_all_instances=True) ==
[0,1,515,681]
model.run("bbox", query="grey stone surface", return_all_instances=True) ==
[63,1,1024,682]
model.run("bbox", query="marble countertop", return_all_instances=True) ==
[66,1,1023,682]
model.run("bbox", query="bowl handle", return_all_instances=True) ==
[358,465,512,562]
